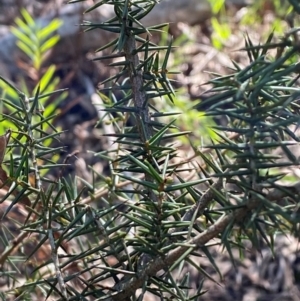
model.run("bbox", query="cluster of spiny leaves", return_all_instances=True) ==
[2,1,300,301]
[1,1,207,300]
[65,0,209,300]
[196,29,300,244]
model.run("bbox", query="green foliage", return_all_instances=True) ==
[1,9,66,126]
[210,0,226,14]
[158,26,217,145]
[158,91,218,146]
[207,0,231,49]
[240,0,293,35]
[211,17,231,49]
[195,28,300,242]
[2,1,300,301]
[0,78,65,299]
[0,9,66,164]
[11,8,62,70]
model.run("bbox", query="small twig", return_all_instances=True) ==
[80,174,144,205]
[58,150,80,179]
[22,92,42,190]
[0,231,29,266]
[48,229,68,300]
[89,206,127,270]
[180,176,224,224]
[22,91,68,298]
[123,32,152,143]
